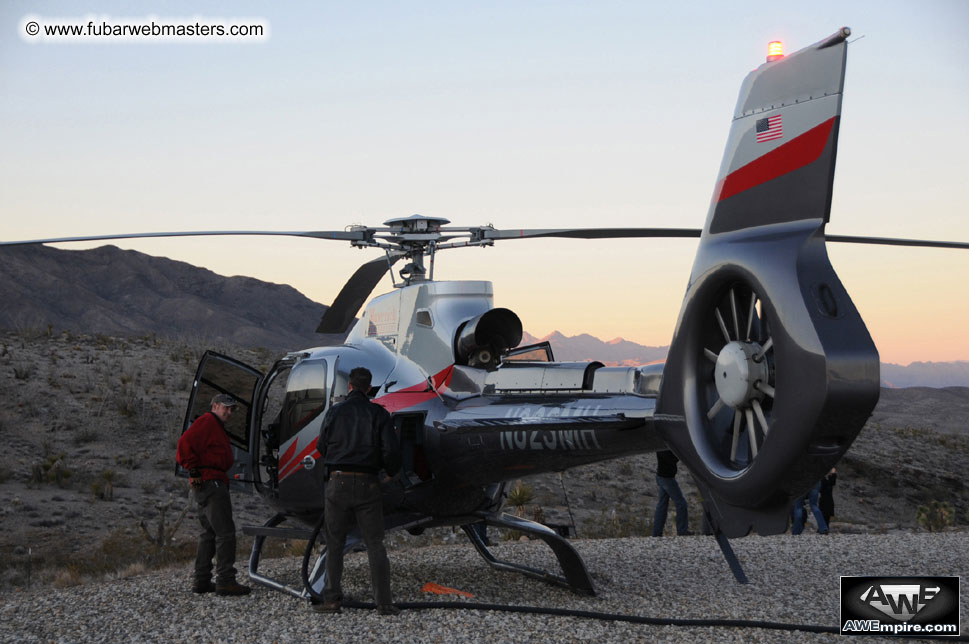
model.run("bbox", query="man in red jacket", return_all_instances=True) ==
[176,393,251,596]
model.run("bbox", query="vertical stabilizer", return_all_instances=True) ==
[707,27,850,234]
[656,29,879,538]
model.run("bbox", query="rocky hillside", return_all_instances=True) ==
[3,245,969,386]
[0,245,328,351]
[0,329,966,591]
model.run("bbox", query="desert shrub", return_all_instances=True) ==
[506,480,534,514]
[51,567,82,589]
[30,453,72,488]
[138,493,191,548]
[114,390,139,417]
[0,465,12,483]
[72,528,195,578]
[115,455,140,470]
[73,428,99,446]
[14,325,46,341]
[91,469,117,500]
[13,363,35,380]
[105,562,148,581]
[585,505,651,538]
[19,399,40,418]
[916,500,955,532]
[501,480,538,541]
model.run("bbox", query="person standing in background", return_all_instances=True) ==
[652,450,692,537]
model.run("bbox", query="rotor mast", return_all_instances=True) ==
[370,215,458,287]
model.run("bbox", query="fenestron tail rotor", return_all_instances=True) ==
[701,282,775,471]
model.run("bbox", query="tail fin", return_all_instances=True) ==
[707,27,850,233]
[656,28,880,538]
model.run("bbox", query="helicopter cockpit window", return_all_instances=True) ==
[501,341,554,363]
[278,359,328,445]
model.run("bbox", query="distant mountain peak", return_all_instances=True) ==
[4,245,966,387]
[0,244,328,351]
[523,329,668,366]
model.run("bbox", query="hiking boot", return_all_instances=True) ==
[377,604,401,616]
[215,581,251,596]
[192,580,216,594]
[313,601,341,614]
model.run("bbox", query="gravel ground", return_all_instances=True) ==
[2,532,966,643]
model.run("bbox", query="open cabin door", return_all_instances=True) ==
[180,351,264,493]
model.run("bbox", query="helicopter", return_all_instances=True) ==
[4,27,968,601]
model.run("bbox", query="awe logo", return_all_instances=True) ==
[841,576,960,638]
[859,583,939,621]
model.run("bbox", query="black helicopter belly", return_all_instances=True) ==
[434,413,665,485]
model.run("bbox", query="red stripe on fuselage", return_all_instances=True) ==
[279,438,299,469]
[277,365,455,481]
[278,441,319,481]
[716,117,835,203]
[372,364,453,413]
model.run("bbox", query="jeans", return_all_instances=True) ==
[193,480,237,585]
[653,475,690,536]
[323,474,393,605]
[792,482,828,535]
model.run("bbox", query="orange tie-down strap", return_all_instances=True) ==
[420,582,475,598]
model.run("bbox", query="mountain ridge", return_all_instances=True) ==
[0,245,326,351]
[2,245,966,386]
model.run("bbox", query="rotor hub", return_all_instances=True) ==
[714,341,769,409]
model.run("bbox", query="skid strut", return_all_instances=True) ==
[462,510,596,595]
[243,514,318,599]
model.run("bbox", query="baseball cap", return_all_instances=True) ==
[211,393,239,407]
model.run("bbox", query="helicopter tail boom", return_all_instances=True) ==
[656,28,880,538]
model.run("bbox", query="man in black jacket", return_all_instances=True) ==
[315,367,401,616]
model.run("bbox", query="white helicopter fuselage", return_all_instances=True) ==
[263,279,665,520]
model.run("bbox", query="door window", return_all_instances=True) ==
[279,359,328,445]
[185,352,261,450]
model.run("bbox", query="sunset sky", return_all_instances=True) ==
[1,1,967,365]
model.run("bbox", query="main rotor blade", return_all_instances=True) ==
[4,227,966,253]
[825,234,969,250]
[316,254,403,334]
[482,227,969,249]
[0,230,368,247]
[481,228,702,240]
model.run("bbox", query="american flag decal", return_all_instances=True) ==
[755,115,783,143]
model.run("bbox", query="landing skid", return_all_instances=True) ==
[243,509,746,601]
[243,514,314,599]
[463,509,746,593]
[242,513,361,600]
[243,510,596,600]
[463,510,596,595]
